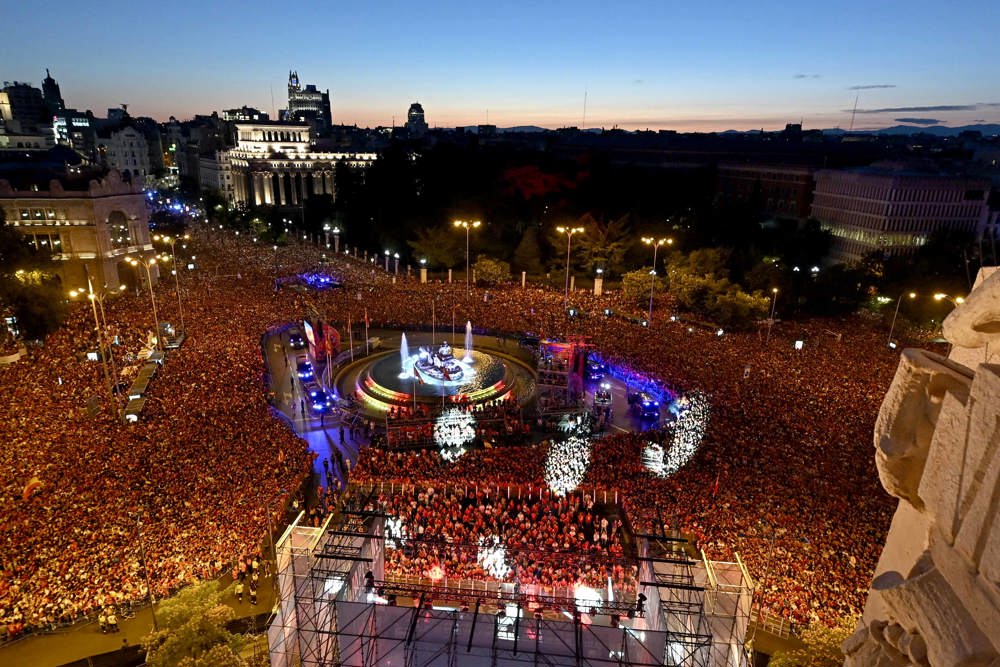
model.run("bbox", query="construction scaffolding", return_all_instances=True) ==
[269,497,752,667]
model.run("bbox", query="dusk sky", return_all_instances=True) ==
[5,0,998,132]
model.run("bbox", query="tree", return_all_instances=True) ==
[0,213,66,341]
[512,226,544,275]
[407,225,464,268]
[570,213,631,275]
[769,617,859,667]
[472,256,511,285]
[620,268,664,307]
[143,580,263,667]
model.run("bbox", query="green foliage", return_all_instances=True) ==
[472,255,511,285]
[407,225,464,268]
[666,249,769,329]
[570,213,632,275]
[143,581,252,667]
[769,617,859,667]
[0,213,66,341]
[620,268,664,306]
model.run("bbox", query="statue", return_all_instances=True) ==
[844,268,1000,667]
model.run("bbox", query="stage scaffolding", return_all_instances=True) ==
[269,497,752,667]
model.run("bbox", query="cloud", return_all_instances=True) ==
[894,118,941,125]
[794,73,821,79]
[632,79,644,85]
[848,84,897,90]
[851,104,976,114]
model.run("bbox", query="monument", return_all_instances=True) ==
[844,267,1000,667]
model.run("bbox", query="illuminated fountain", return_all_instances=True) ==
[342,329,536,413]
[398,332,411,378]
[463,321,474,363]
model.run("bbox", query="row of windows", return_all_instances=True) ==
[818,182,985,203]
[21,232,64,252]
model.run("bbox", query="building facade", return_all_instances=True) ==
[811,165,990,264]
[716,163,815,219]
[405,102,428,138]
[97,125,163,185]
[225,122,375,207]
[284,71,332,134]
[0,170,157,291]
[198,150,234,201]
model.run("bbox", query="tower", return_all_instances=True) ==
[288,70,300,95]
[42,68,64,115]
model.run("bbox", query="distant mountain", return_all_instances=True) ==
[821,123,1000,137]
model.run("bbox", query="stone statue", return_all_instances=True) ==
[844,267,1000,667]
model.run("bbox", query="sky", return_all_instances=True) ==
[4,0,999,132]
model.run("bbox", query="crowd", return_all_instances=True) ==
[2,222,901,640]
[358,484,635,594]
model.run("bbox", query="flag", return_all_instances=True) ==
[413,365,424,385]
[712,471,720,496]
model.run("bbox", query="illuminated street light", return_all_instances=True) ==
[127,257,162,351]
[766,287,778,344]
[557,226,584,308]
[641,237,672,323]
[887,292,917,348]
[453,220,481,294]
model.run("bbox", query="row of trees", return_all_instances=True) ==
[0,212,67,343]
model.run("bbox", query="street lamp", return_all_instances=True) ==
[933,293,965,307]
[384,249,391,272]
[393,252,400,275]
[153,234,188,334]
[641,237,672,323]
[68,279,116,406]
[766,288,778,343]
[333,226,341,254]
[556,226,584,308]
[453,220,481,294]
[127,257,162,351]
[887,292,917,348]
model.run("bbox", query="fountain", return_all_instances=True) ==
[463,321,474,363]
[399,333,411,378]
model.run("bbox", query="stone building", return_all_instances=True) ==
[224,121,375,207]
[0,169,157,291]
[844,267,1000,666]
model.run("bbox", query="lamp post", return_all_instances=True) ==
[641,237,671,323]
[128,257,161,351]
[556,226,584,308]
[69,278,114,406]
[453,220,481,294]
[153,234,188,334]
[887,292,917,347]
[393,252,400,275]
[134,513,159,632]
[766,288,778,343]
[420,258,428,284]
[933,292,965,307]
[333,226,341,254]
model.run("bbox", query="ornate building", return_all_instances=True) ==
[405,102,428,138]
[0,169,157,291]
[284,70,332,134]
[225,121,375,207]
[844,267,1000,666]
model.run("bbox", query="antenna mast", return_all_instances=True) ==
[849,93,860,132]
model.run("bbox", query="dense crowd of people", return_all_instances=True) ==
[360,485,634,595]
[2,222,903,640]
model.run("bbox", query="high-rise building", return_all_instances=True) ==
[0,81,48,133]
[405,102,428,139]
[42,68,64,116]
[811,163,991,264]
[284,70,332,134]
